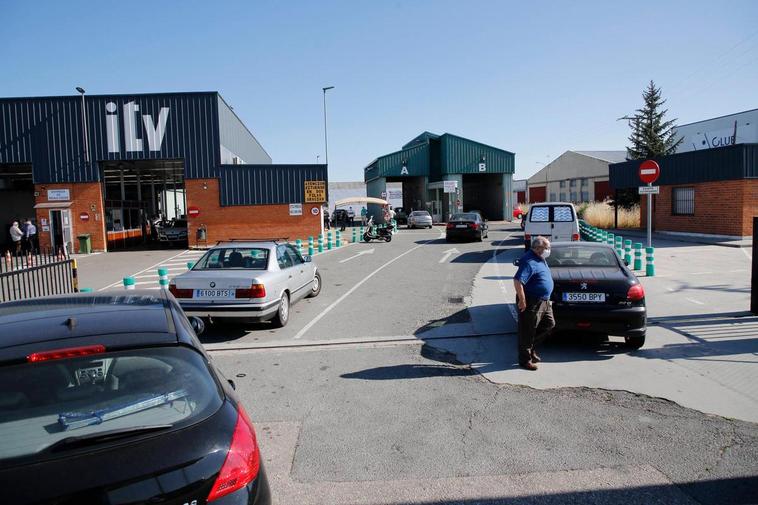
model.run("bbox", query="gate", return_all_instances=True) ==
[0,249,78,303]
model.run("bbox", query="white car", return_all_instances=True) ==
[407,210,433,229]
[169,240,321,326]
[523,202,580,249]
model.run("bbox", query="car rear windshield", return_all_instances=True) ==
[0,346,222,463]
[451,213,479,221]
[194,247,269,269]
[546,246,618,267]
[411,211,430,217]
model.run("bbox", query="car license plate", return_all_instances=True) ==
[562,292,606,302]
[456,224,468,228]
[194,289,234,298]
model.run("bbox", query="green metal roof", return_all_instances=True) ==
[402,131,440,150]
[364,143,430,182]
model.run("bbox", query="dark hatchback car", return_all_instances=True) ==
[0,291,271,505]
[517,242,647,348]
[446,212,489,242]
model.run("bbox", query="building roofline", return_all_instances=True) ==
[441,133,516,155]
[0,91,219,102]
[570,150,628,163]
[677,107,758,128]
[216,93,272,162]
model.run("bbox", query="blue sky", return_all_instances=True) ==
[3,0,757,181]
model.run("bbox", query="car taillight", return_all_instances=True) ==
[207,407,261,502]
[446,223,455,229]
[469,223,479,230]
[236,284,266,299]
[169,283,193,298]
[627,284,645,301]
[572,233,580,241]
[28,344,106,363]
[525,234,531,241]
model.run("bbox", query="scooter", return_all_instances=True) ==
[363,217,392,243]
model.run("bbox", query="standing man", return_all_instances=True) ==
[9,220,23,255]
[323,207,331,230]
[23,218,37,254]
[347,206,355,227]
[513,236,555,371]
[360,206,367,226]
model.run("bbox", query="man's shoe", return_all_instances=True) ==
[520,361,538,371]
[531,352,541,363]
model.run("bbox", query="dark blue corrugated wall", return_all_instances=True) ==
[220,164,328,205]
[0,92,220,183]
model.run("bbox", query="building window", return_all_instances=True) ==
[672,187,695,215]
[580,191,589,202]
[559,180,566,188]
[559,192,566,201]
[570,192,578,202]
[581,178,588,187]
[569,179,577,187]
[549,193,556,202]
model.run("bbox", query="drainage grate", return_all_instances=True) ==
[448,296,465,304]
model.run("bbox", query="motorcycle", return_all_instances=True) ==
[363,216,392,242]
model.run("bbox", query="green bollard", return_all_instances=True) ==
[308,236,314,257]
[79,287,93,293]
[624,239,632,265]
[607,232,614,246]
[633,242,643,270]
[296,239,302,256]
[352,227,357,243]
[615,236,623,257]
[336,231,342,247]
[123,276,136,290]
[645,246,655,277]
[187,262,195,269]
[318,234,324,253]
[327,231,333,250]
[157,267,169,289]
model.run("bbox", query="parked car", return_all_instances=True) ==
[157,218,188,244]
[513,206,525,219]
[407,210,433,229]
[170,240,321,327]
[516,242,646,348]
[0,291,271,505]
[446,212,488,242]
[523,202,579,249]
[393,207,408,225]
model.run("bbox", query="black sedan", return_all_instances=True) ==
[0,291,271,505]
[533,242,646,348]
[445,212,489,242]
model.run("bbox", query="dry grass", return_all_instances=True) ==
[581,202,640,229]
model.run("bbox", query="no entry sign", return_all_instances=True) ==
[187,206,200,218]
[79,212,89,222]
[639,160,660,184]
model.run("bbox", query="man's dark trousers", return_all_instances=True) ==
[518,297,555,364]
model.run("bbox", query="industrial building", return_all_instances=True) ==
[674,108,757,153]
[0,91,327,253]
[526,151,627,204]
[610,143,758,238]
[364,132,515,222]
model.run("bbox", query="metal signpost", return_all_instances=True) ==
[638,160,660,248]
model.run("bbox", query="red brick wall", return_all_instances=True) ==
[34,182,107,252]
[639,180,757,237]
[186,179,323,247]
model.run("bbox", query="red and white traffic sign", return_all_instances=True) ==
[79,212,89,222]
[639,160,660,184]
[187,206,200,218]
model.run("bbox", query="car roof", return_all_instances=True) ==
[0,291,188,358]
[214,241,278,248]
[551,241,613,248]
[529,202,575,206]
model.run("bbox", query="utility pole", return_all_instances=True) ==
[322,86,334,165]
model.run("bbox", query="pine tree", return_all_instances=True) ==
[626,80,682,160]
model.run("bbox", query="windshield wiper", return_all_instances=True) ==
[44,424,172,453]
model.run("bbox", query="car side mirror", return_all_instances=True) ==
[189,316,205,336]
[513,258,520,266]
[303,255,312,263]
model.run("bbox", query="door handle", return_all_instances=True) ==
[288,275,293,279]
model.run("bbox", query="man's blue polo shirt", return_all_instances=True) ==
[514,250,553,301]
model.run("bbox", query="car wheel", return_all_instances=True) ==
[363,233,371,243]
[307,272,321,298]
[273,293,290,328]
[624,335,645,349]
[385,234,392,242]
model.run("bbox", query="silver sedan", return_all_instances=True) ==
[169,240,321,327]
[407,210,433,229]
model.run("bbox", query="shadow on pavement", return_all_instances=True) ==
[340,363,476,380]
[199,320,272,343]
[634,338,758,361]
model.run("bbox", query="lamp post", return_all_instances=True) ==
[316,155,320,164]
[322,86,334,165]
[76,87,90,166]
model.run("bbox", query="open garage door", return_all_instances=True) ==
[462,173,504,221]
[385,176,426,212]
[0,164,35,253]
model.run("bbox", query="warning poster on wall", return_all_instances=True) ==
[304,181,326,203]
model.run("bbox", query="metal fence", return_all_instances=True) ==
[0,248,77,303]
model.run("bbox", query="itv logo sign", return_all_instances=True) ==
[106,101,170,153]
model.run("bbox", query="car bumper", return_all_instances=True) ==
[179,299,280,319]
[446,229,480,240]
[410,220,433,227]
[552,303,646,337]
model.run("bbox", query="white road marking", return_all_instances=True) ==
[685,297,705,305]
[293,229,444,339]
[339,248,375,263]
[99,249,190,291]
[690,271,714,275]
[666,287,676,292]
[438,248,460,263]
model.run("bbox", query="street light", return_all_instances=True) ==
[316,154,320,164]
[322,86,334,165]
[76,87,90,165]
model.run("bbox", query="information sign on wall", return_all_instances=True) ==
[48,189,71,201]
[289,203,303,216]
[443,181,457,193]
[304,181,326,203]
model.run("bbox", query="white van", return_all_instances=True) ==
[523,202,580,249]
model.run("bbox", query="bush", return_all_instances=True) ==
[582,201,640,228]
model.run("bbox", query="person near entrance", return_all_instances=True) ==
[513,236,555,371]
[323,208,331,230]
[347,207,355,227]
[23,218,37,254]
[360,206,367,225]
[9,221,23,255]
